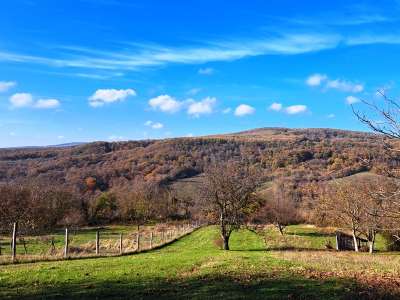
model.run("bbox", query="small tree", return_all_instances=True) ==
[262,179,299,235]
[201,163,263,250]
[317,181,364,252]
[91,192,118,224]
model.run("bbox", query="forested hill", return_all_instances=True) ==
[0,127,391,194]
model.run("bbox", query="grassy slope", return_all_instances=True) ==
[0,226,371,300]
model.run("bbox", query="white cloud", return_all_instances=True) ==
[234,104,255,117]
[306,74,327,87]
[0,81,16,92]
[9,93,61,109]
[346,95,360,105]
[9,93,33,108]
[327,113,335,119]
[148,94,182,113]
[34,98,60,109]
[151,122,163,129]
[187,97,216,117]
[222,107,232,114]
[285,105,307,114]
[57,135,65,139]
[326,79,363,93]
[198,67,214,75]
[89,88,136,107]
[186,133,194,137]
[269,102,283,111]
[306,74,363,93]
[144,120,164,129]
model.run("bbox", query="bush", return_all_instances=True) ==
[382,231,400,251]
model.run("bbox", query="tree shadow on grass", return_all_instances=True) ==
[3,273,398,300]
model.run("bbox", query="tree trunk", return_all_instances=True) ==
[220,212,230,250]
[352,229,359,252]
[222,234,230,250]
[277,224,284,235]
[368,229,376,254]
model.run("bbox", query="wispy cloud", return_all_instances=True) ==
[282,13,395,27]
[1,23,399,74]
[0,33,342,71]
[222,107,232,114]
[346,34,400,46]
[187,88,201,95]
[0,81,17,92]
[198,67,214,75]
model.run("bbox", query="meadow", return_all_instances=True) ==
[1,225,400,299]
[0,223,193,264]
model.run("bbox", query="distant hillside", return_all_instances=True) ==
[0,127,392,196]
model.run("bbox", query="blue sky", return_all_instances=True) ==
[1,0,400,147]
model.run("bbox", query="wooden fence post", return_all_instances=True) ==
[150,232,153,249]
[119,233,123,254]
[96,231,100,255]
[64,228,69,258]
[136,232,140,252]
[11,222,17,263]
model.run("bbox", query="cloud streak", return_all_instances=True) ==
[0,81,17,92]
[0,33,343,71]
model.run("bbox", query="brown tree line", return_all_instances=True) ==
[0,178,196,234]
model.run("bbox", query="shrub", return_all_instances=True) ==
[382,231,400,251]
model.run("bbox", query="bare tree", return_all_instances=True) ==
[201,163,263,250]
[317,181,364,252]
[353,90,400,139]
[260,179,299,235]
[353,91,400,245]
[358,179,390,253]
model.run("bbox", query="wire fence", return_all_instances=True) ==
[0,222,200,264]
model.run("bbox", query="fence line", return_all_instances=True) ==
[0,221,201,264]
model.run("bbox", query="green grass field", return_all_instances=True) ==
[0,224,187,263]
[1,225,399,299]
